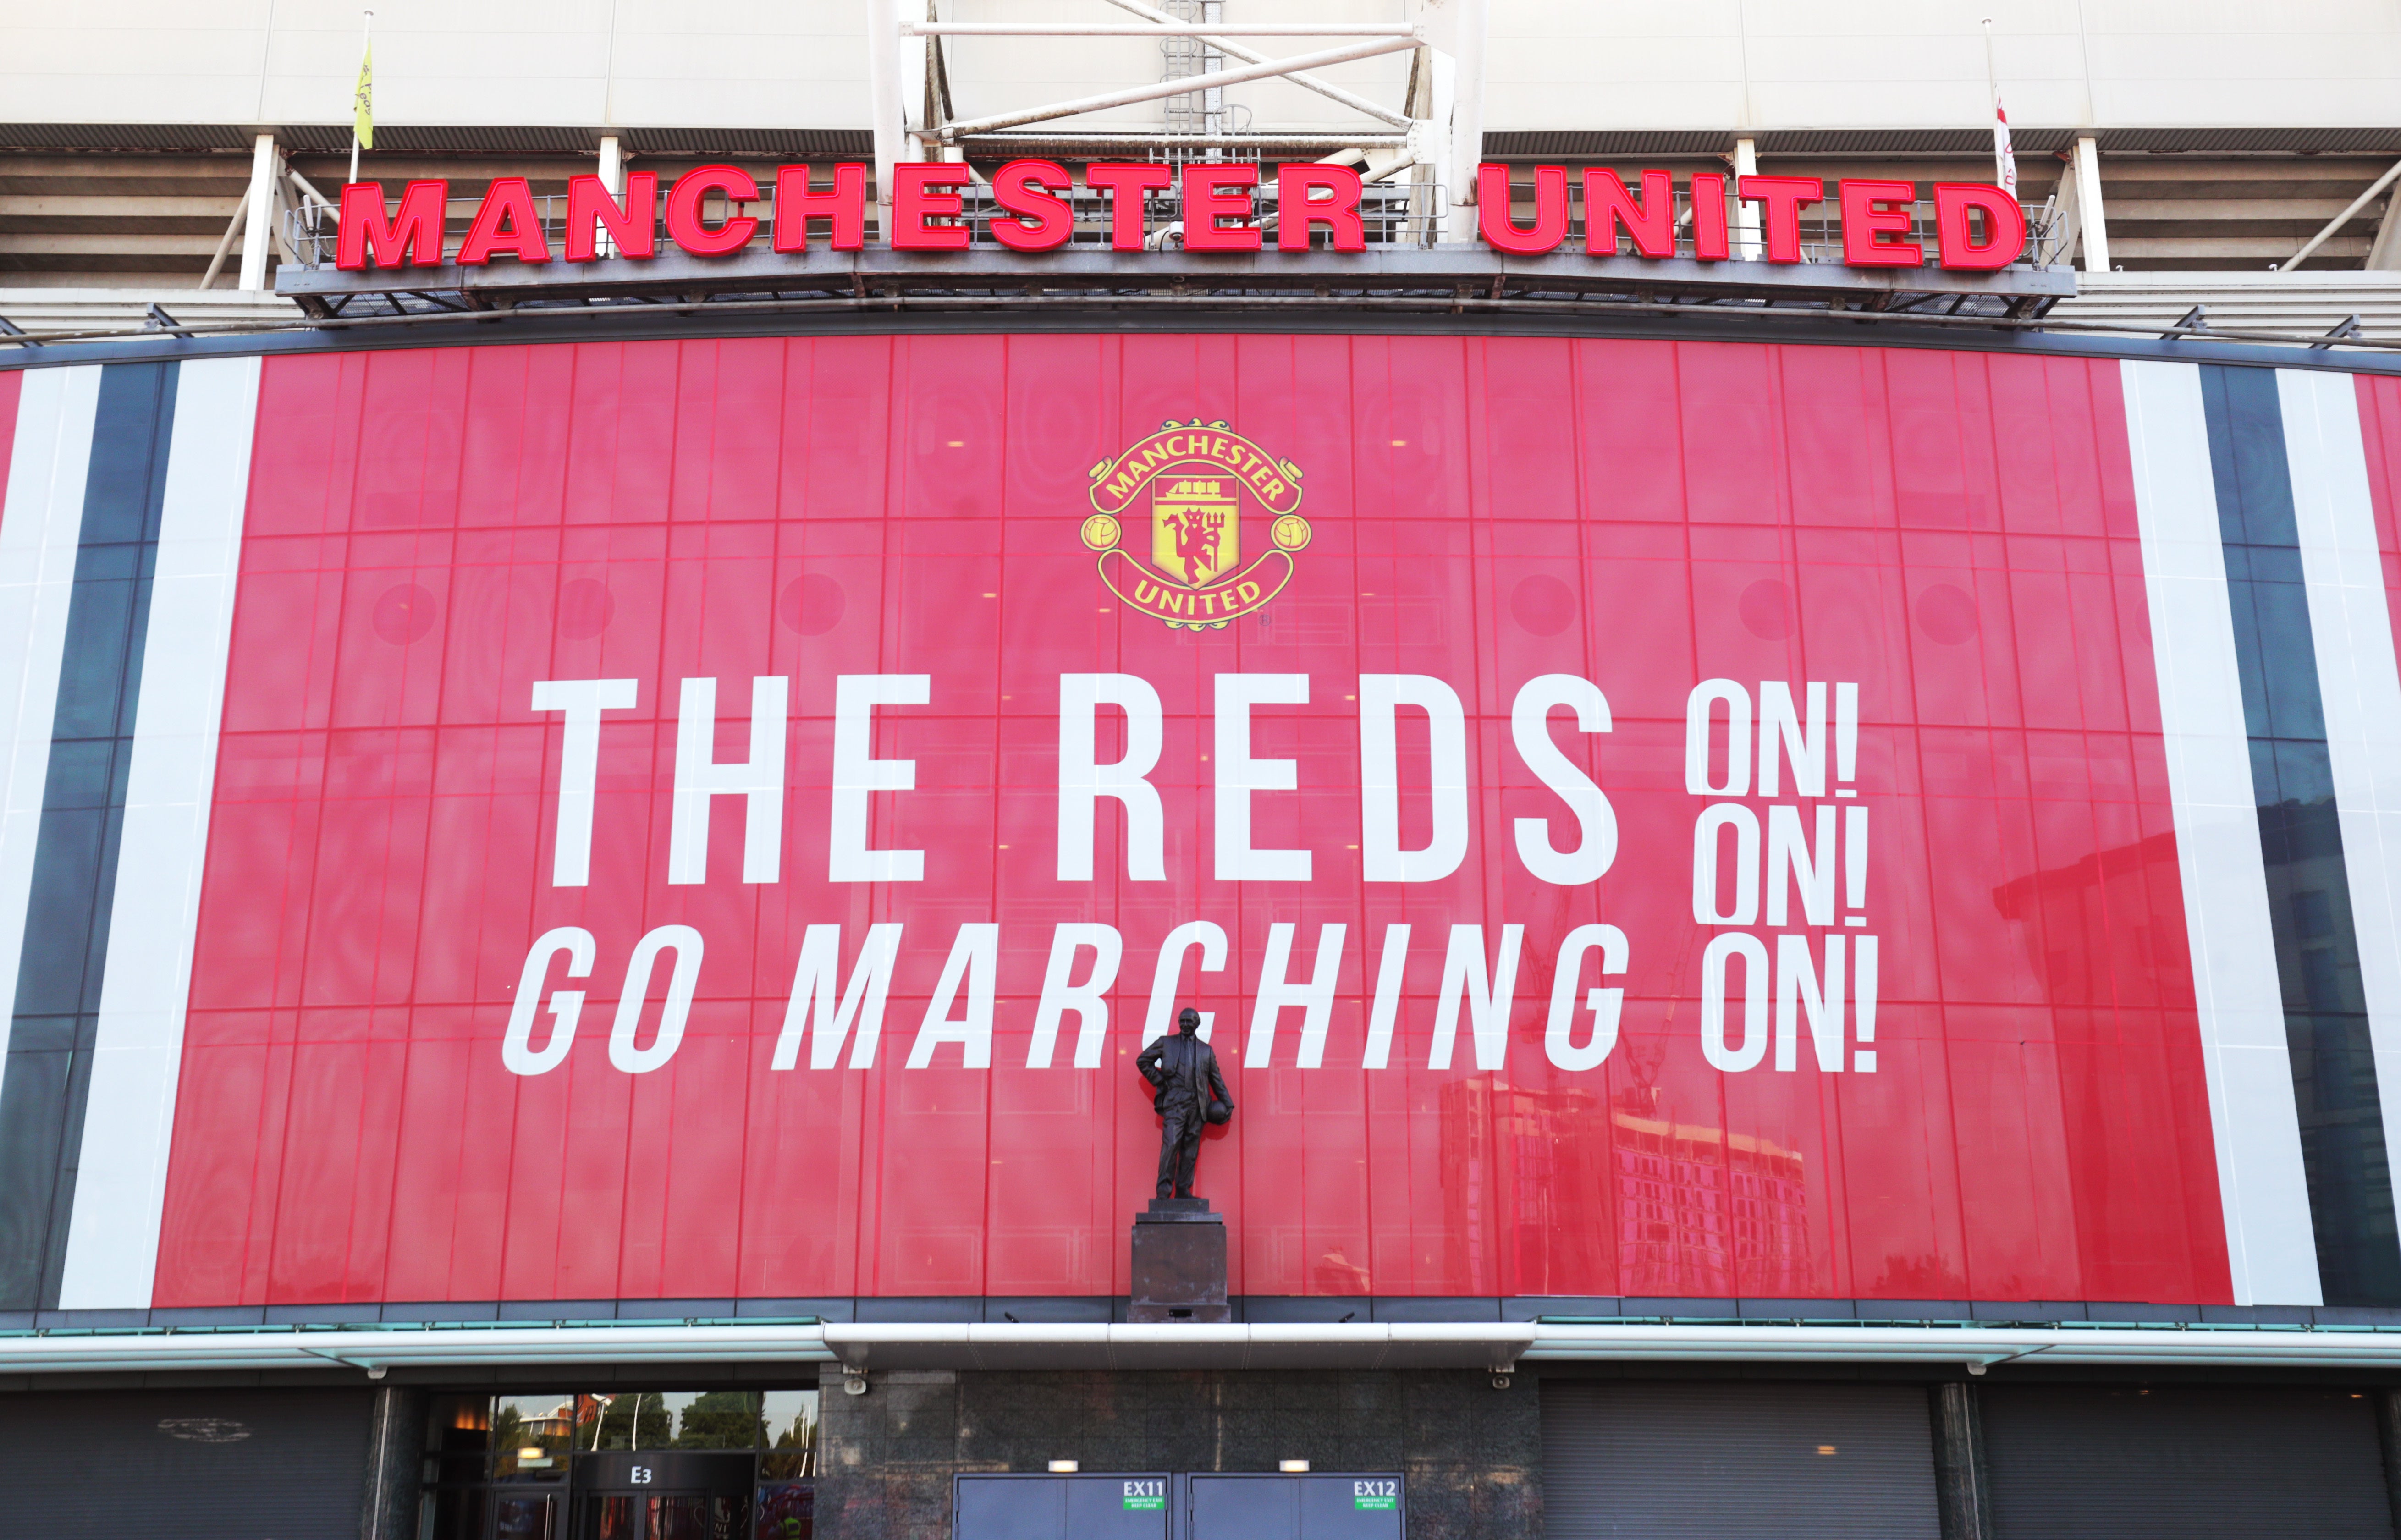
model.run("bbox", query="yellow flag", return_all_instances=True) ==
[353,44,374,150]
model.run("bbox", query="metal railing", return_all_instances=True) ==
[1553,188,2068,270]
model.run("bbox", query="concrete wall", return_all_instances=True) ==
[1,0,2396,138]
[814,1364,1542,1540]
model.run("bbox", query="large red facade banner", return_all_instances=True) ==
[151,333,2231,1307]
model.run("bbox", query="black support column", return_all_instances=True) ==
[360,1385,424,1540]
[1930,1380,1994,1540]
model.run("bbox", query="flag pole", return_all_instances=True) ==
[1980,16,2017,197]
[350,10,374,184]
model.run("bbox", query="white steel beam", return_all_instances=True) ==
[597,135,623,257]
[237,132,276,292]
[1097,0,1413,129]
[1731,137,1760,258]
[866,0,907,210]
[2286,159,2401,272]
[2073,135,2111,273]
[1442,0,1490,242]
[940,36,1418,141]
[197,199,245,290]
[908,22,1415,36]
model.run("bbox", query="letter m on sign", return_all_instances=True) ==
[771,924,903,1070]
[337,179,450,270]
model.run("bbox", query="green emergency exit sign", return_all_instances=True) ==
[1123,1479,1166,1511]
[1354,1479,1399,1511]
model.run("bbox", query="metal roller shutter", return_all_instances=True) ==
[1540,1379,1941,1540]
[0,1386,370,1539]
[1982,1385,2395,1540]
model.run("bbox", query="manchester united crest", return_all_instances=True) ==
[1081,419,1311,630]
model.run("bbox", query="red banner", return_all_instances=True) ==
[149,333,2230,1309]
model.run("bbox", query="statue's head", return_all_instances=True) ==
[1177,1006,1201,1036]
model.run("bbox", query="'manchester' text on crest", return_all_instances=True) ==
[1080,420,1311,630]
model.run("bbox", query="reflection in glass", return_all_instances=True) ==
[754,1482,814,1540]
[496,1495,561,1540]
[759,1391,818,1480]
[582,1391,764,1450]
[495,1394,577,1478]
[1436,1072,1810,1298]
[652,1494,744,1540]
[591,1495,637,1540]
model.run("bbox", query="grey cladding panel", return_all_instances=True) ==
[1193,1475,1297,1536]
[0,1387,369,1539]
[1541,1380,1940,1540]
[1982,1385,2395,1540]
[957,1477,1063,1540]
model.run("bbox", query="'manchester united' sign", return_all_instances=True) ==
[333,162,2032,272]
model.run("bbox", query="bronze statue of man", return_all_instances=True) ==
[1135,1007,1234,1200]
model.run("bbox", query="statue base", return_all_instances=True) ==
[1129,1198,1230,1323]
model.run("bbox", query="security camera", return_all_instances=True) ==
[843,1372,869,1397]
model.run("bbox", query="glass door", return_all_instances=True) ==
[572,1490,744,1540]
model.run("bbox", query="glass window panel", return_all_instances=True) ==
[493,1394,576,1480]
[494,1494,562,1540]
[650,1494,744,1540]
[591,1494,639,1540]
[760,1391,819,1480]
[429,1453,488,1487]
[755,1480,815,1540]
[587,1390,764,1450]
[424,1393,492,1463]
[581,1393,656,1452]
[664,1391,763,1449]
[420,1485,487,1540]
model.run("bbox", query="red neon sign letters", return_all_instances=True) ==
[333,162,2031,273]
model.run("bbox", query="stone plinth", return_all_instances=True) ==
[1129,1198,1230,1323]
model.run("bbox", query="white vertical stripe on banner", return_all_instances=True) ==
[0,367,99,1101]
[56,357,259,1310]
[2121,359,2322,1306]
[2277,367,2401,1230]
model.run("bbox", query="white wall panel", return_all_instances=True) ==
[1,0,2397,135]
